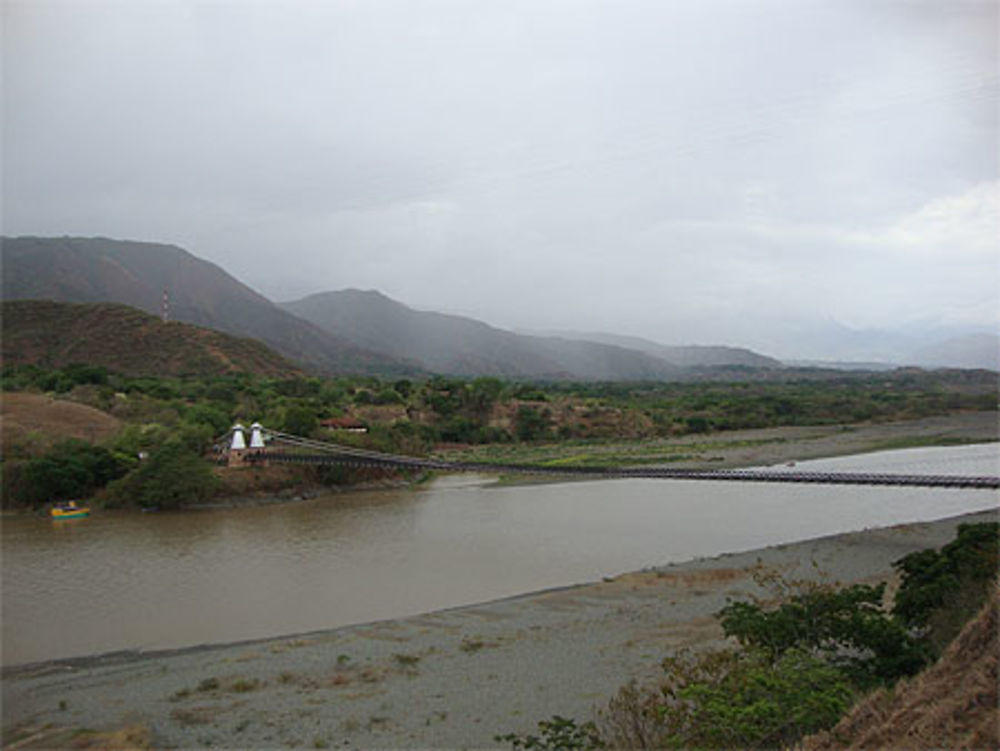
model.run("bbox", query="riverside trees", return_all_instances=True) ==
[1,363,995,508]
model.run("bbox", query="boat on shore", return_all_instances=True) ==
[51,501,90,520]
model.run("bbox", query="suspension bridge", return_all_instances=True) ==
[222,423,1000,490]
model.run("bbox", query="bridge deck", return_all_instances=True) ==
[251,451,1000,490]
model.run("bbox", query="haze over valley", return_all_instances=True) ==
[2,236,996,376]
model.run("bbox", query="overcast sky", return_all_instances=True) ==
[3,0,998,357]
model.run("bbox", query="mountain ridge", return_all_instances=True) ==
[11,235,979,378]
[281,288,691,380]
[518,328,784,369]
[0,236,418,376]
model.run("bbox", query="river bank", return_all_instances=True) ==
[444,411,1000,474]
[4,508,996,750]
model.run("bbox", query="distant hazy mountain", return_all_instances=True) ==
[282,289,686,380]
[1,236,416,375]
[783,360,899,372]
[2,300,302,378]
[523,330,782,369]
[719,314,998,370]
[908,333,1000,371]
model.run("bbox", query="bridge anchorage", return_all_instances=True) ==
[222,423,1000,490]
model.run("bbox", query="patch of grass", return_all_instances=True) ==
[230,677,261,693]
[439,435,790,469]
[197,677,220,692]
[460,636,499,653]
[170,707,219,727]
[460,638,486,653]
[367,716,390,730]
[339,717,361,733]
[336,653,352,666]
[66,725,155,750]
[393,652,421,668]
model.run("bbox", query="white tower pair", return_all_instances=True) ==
[228,422,266,465]
[229,422,266,450]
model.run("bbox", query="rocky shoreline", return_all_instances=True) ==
[4,508,996,750]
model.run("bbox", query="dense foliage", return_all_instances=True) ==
[11,439,132,506]
[718,581,928,688]
[893,521,999,654]
[102,441,220,510]
[1,362,995,509]
[601,648,853,749]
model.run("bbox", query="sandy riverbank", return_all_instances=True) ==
[660,411,999,470]
[4,507,997,750]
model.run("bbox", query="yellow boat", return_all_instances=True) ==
[51,501,90,519]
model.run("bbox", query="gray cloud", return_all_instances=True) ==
[3,0,997,357]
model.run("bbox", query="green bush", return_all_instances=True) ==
[892,521,998,654]
[282,404,318,436]
[718,580,927,687]
[600,648,853,750]
[516,406,552,442]
[102,441,219,509]
[497,716,603,750]
[19,439,129,506]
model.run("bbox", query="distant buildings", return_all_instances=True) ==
[320,416,368,433]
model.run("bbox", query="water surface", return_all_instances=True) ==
[2,444,997,665]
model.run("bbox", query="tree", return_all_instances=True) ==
[600,648,853,750]
[516,406,552,441]
[103,441,219,510]
[718,580,927,687]
[20,439,128,506]
[282,404,318,436]
[892,522,999,654]
[466,377,504,419]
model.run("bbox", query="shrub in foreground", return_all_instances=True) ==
[600,648,853,750]
[892,521,999,655]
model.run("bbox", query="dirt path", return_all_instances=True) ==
[4,509,996,750]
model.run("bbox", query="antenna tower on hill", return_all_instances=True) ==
[162,288,170,322]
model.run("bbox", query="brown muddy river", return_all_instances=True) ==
[2,445,997,666]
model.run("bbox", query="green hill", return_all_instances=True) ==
[1,300,303,378]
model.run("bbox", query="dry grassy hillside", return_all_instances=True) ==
[0,392,122,457]
[804,584,998,750]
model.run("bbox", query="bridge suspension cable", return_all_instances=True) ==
[221,424,1000,490]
